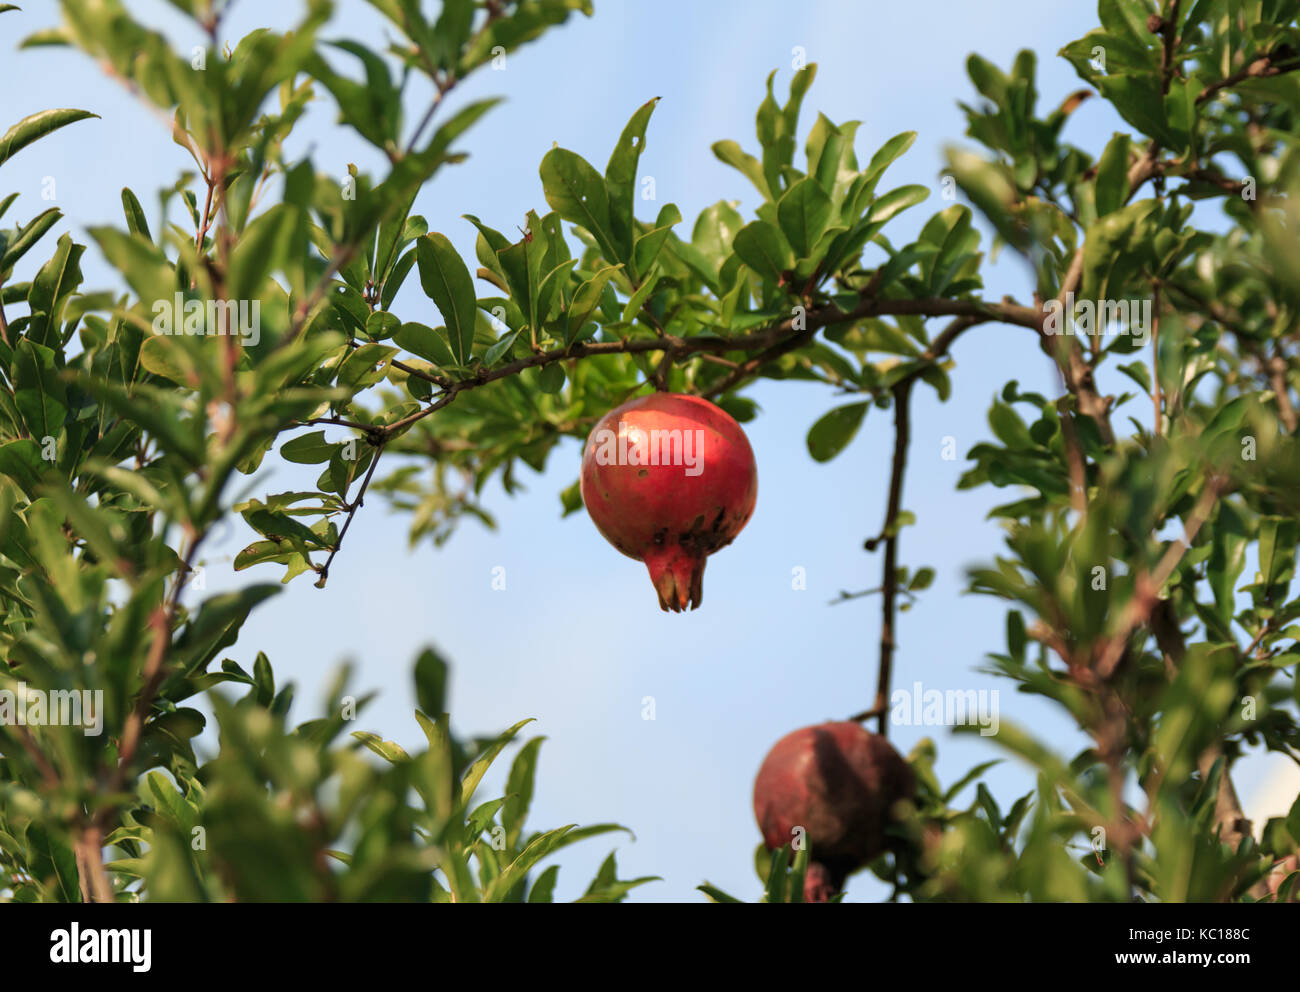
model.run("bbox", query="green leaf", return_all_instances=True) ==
[0,439,48,497]
[527,864,560,902]
[459,718,534,810]
[942,759,1003,803]
[351,730,410,763]
[698,882,743,903]
[13,338,68,440]
[1286,793,1300,848]
[862,131,918,188]
[416,234,477,364]
[559,477,582,517]
[136,334,197,387]
[566,263,621,345]
[120,187,152,240]
[1097,74,1177,147]
[909,566,936,591]
[806,401,868,462]
[365,310,400,341]
[1207,503,1247,625]
[244,508,325,556]
[26,232,84,347]
[777,177,833,258]
[788,843,809,904]
[466,798,506,839]
[711,139,772,201]
[577,851,658,903]
[0,108,98,169]
[732,220,793,282]
[765,844,790,902]
[483,825,576,902]
[537,362,565,394]
[621,271,659,323]
[482,325,522,366]
[395,321,456,367]
[540,147,618,262]
[414,646,449,717]
[1094,133,1130,218]
[0,207,62,274]
[632,202,681,277]
[867,184,930,224]
[605,97,659,266]
[503,736,545,849]
[380,247,417,310]
[24,825,80,903]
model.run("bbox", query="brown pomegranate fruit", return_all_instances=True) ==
[753,721,915,902]
[580,392,757,612]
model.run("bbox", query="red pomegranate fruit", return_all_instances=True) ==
[580,392,757,612]
[753,721,915,902]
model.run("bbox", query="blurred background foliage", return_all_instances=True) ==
[0,0,1298,902]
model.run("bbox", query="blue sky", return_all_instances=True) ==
[3,0,1296,901]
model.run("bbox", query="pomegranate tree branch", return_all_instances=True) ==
[80,527,206,901]
[1196,50,1300,105]
[354,294,1040,443]
[106,531,205,785]
[849,315,987,731]
[405,72,454,158]
[316,439,387,586]
[871,376,913,737]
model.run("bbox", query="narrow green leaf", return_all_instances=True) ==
[13,338,67,439]
[0,108,98,169]
[867,184,930,224]
[416,233,477,364]
[121,187,152,240]
[605,97,660,265]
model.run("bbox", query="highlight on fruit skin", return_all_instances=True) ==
[752,721,915,902]
[579,392,758,612]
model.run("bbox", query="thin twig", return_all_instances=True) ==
[871,378,913,737]
[1196,52,1300,105]
[316,440,386,585]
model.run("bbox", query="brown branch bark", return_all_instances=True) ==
[367,295,1039,442]
[871,377,912,737]
[848,315,988,731]
[1196,52,1298,105]
[74,824,114,903]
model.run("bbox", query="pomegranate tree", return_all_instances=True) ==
[580,392,757,611]
[753,721,915,901]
